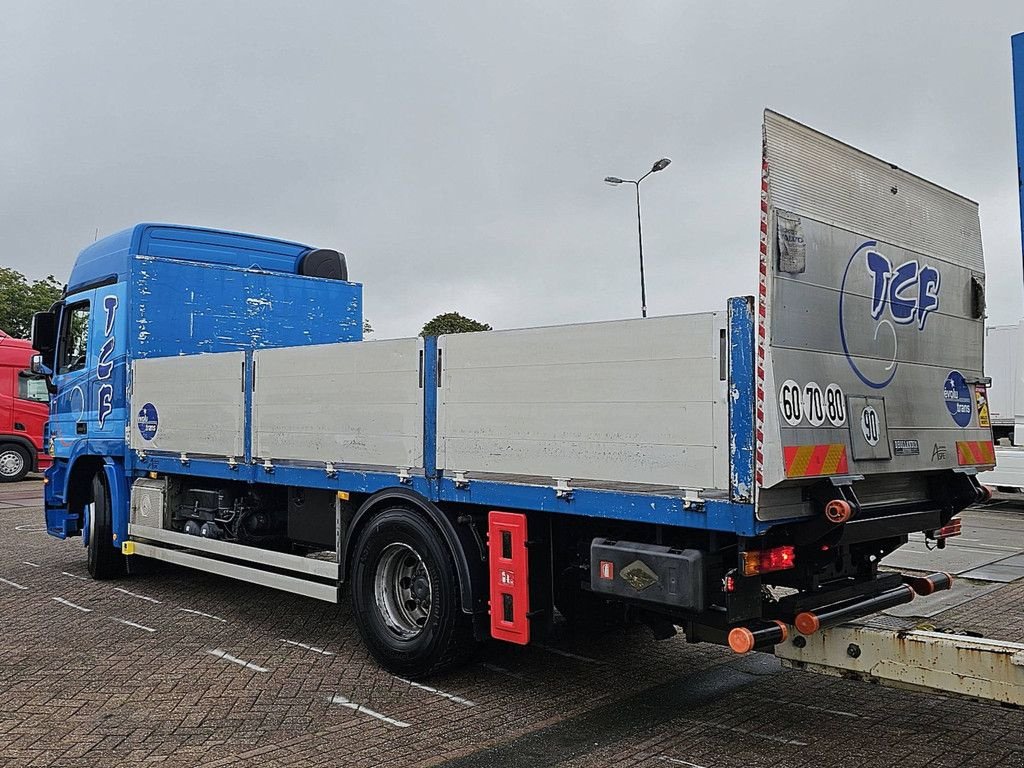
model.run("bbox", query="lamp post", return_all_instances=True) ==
[605,158,671,318]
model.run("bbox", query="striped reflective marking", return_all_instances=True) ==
[956,440,995,466]
[783,444,849,477]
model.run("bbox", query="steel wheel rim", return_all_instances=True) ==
[0,449,24,478]
[373,542,432,639]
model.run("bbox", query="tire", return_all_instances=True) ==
[350,506,475,678]
[0,444,31,483]
[87,472,127,580]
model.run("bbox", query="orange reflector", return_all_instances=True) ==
[728,627,756,654]
[824,499,853,524]
[783,444,848,478]
[794,611,820,635]
[741,545,796,577]
[956,440,995,466]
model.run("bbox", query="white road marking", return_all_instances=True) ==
[658,757,709,768]
[533,642,601,664]
[113,587,161,604]
[14,524,46,532]
[52,597,92,612]
[280,639,335,656]
[112,617,157,633]
[329,695,411,728]
[22,561,40,568]
[206,648,270,673]
[179,608,227,623]
[396,677,476,707]
[782,701,858,718]
[61,571,88,581]
[690,720,808,747]
[0,577,29,590]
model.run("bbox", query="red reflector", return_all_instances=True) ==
[599,560,615,580]
[488,511,530,645]
[741,545,797,576]
[937,518,962,539]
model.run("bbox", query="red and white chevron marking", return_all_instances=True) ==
[755,145,769,489]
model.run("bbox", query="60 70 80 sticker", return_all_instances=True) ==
[780,380,846,427]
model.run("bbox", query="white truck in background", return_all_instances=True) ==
[982,322,1024,489]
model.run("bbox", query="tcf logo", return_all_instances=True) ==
[839,241,940,389]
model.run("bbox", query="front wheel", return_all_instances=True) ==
[350,507,474,678]
[0,444,31,483]
[87,472,127,580]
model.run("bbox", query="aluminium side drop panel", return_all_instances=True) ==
[252,339,423,468]
[129,351,245,457]
[758,111,989,496]
[436,314,730,491]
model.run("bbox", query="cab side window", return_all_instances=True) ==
[18,370,49,402]
[58,302,90,375]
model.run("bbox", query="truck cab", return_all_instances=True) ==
[0,334,51,482]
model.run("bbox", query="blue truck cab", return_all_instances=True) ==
[34,223,359,546]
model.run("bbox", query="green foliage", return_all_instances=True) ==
[420,312,492,337]
[0,268,63,338]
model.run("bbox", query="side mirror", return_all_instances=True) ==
[31,310,58,358]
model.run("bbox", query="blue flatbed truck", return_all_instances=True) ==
[31,111,995,678]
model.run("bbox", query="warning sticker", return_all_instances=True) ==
[975,386,991,428]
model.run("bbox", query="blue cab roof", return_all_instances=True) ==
[67,223,315,294]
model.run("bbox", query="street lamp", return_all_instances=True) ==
[605,158,672,318]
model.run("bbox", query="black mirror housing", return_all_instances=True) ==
[31,310,57,358]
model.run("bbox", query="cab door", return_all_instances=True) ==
[49,291,96,459]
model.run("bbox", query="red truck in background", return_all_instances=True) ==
[0,332,50,482]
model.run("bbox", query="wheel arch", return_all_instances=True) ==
[344,487,487,616]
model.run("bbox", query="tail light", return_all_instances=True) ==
[741,545,796,577]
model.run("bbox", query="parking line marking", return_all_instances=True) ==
[280,639,335,656]
[52,597,92,612]
[533,642,601,664]
[113,587,161,604]
[690,720,808,747]
[206,648,270,673]
[658,758,709,768]
[179,608,227,623]
[0,577,29,590]
[329,695,411,728]
[112,617,157,633]
[479,662,527,680]
[22,561,39,568]
[61,571,89,581]
[396,677,476,707]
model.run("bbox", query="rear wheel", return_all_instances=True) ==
[0,444,30,483]
[86,472,126,580]
[351,506,474,678]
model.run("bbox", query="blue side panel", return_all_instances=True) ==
[1014,33,1024,265]
[728,297,755,503]
[423,336,438,479]
[130,256,362,357]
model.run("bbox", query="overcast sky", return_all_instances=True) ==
[3,2,1023,337]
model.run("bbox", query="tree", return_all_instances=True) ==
[0,268,63,338]
[420,312,492,337]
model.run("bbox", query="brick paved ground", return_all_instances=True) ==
[1,477,1022,768]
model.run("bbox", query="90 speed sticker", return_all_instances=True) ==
[778,380,846,427]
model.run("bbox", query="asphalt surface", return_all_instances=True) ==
[1,477,1023,767]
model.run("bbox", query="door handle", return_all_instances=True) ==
[76,422,87,435]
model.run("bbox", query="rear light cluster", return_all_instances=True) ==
[741,545,795,577]
[934,518,962,540]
